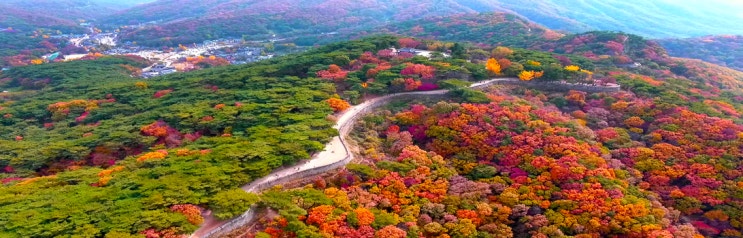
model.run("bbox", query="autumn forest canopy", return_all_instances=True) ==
[1,0,743,237]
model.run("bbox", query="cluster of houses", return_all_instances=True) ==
[103,45,144,55]
[19,29,295,78]
[141,64,177,78]
[138,45,274,78]
[213,47,273,65]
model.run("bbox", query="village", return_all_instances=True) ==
[37,23,301,78]
[71,34,283,78]
[23,22,450,79]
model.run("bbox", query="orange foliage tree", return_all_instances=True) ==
[170,204,204,225]
[354,207,375,226]
[486,58,501,75]
[327,98,351,112]
[518,71,536,81]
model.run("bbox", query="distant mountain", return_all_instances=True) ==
[89,0,155,9]
[103,0,743,46]
[0,5,80,32]
[0,0,139,21]
[658,35,743,71]
[0,0,152,32]
[101,0,512,46]
[492,0,743,38]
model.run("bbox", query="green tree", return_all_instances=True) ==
[451,43,467,59]
[210,189,260,219]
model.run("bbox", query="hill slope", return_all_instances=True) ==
[0,5,81,32]
[3,33,743,236]
[0,0,151,32]
[103,0,743,47]
[658,35,743,72]
[492,0,743,38]
[1,0,147,21]
[103,0,512,46]
[347,12,561,49]
[0,51,341,236]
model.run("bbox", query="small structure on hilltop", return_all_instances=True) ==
[389,47,450,59]
[45,52,60,62]
[397,48,419,54]
[618,62,642,68]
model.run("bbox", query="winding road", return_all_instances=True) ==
[191,77,514,237]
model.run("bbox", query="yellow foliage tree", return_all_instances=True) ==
[486,58,501,75]
[526,60,541,67]
[30,59,44,65]
[135,81,148,89]
[564,65,580,71]
[518,71,536,81]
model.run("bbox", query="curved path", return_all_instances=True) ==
[191,77,514,237]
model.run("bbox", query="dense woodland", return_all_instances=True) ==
[254,82,743,237]
[343,13,562,49]
[0,0,146,30]
[102,0,743,47]
[0,35,541,237]
[0,39,366,236]
[1,22,743,237]
[105,0,505,46]
[659,35,743,72]
[1,0,742,236]
[247,35,743,238]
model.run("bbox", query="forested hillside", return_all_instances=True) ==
[659,35,743,72]
[0,0,143,33]
[99,0,743,47]
[102,0,509,46]
[349,14,668,67]
[0,36,499,237]
[246,35,743,238]
[345,13,560,49]
[0,45,350,236]
[1,0,742,236]
[491,0,743,38]
[0,0,144,22]
[2,26,743,237]
[350,15,670,70]
[0,5,81,32]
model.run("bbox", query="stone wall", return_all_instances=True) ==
[199,208,256,238]
[491,79,621,93]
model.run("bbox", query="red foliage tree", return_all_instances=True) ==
[398,38,420,48]
[400,64,435,80]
